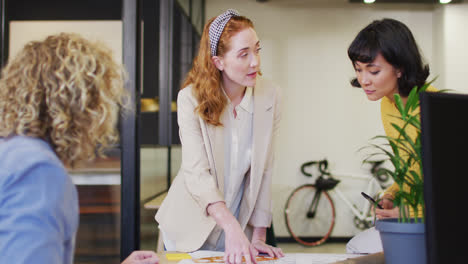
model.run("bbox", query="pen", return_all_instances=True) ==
[361,192,383,209]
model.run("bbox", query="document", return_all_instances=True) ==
[178,251,364,264]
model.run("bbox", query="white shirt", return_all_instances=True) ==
[211,86,254,251]
[223,86,254,218]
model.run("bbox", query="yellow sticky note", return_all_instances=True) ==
[166,253,192,261]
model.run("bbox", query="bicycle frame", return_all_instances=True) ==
[329,173,382,222]
[307,189,322,218]
[285,159,389,246]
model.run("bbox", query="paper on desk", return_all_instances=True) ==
[178,251,364,264]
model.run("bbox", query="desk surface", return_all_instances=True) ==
[156,251,385,264]
[333,252,384,264]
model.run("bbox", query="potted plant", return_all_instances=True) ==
[363,81,435,264]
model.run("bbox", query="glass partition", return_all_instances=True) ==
[177,0,190,17]
[191,0,204,34]
[139,0,202,251]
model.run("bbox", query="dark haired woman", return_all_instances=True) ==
[346,18,436,254]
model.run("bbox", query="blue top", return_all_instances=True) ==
[0,136,79,264]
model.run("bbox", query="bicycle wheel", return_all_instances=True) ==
[284,184,336,246]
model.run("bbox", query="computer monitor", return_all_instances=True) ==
[421,92,468,264]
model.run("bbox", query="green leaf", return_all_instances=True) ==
[404,86,420,114]
[394,94,406,118]
[409,170,423,185]
[407,117,421,131]
[391,123,417,153]
[437,89,452,93]
[419,78,435,93]
[369,143,396,159]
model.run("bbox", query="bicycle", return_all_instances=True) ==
[284,159,389,247]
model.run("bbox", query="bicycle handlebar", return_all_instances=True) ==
[301,159,331,177]
[301,159,388,187]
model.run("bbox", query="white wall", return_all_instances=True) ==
[432,5,446,90]
[434,3,468,94]
[9,21,122,62]
[206,0,440,237]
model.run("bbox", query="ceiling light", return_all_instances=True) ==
[440,0,452,3]
[364,0,376,3]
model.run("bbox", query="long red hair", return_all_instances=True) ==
[182,15,254,126]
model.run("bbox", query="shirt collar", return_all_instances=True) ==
[221,86,254,114]
[238,86,253,114]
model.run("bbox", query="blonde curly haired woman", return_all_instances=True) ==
[156,9,283,264]
[0,33,158,264]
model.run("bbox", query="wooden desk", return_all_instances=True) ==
[156,252,385,264]
[334,252,385,264]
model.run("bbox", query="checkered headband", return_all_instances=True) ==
[208,9,240,56]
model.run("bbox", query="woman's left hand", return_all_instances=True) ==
[250,240,284,259]
[375,206,399,219]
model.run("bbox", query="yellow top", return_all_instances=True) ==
[381,86,437,217]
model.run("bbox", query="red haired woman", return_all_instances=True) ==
[156,9,283,264]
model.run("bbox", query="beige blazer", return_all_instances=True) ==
[155,77,281,252]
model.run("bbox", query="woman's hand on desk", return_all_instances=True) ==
[224,223,257,264]
[207,202,256,264]
[250,240,284,258]
[121,250,159,264]
[250,227,284,258]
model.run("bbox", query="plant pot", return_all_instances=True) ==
[375,218,426,264]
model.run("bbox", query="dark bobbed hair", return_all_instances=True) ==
[347,18,430,97]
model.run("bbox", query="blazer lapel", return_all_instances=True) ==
[206,111,226,195]
[249,80,274,209]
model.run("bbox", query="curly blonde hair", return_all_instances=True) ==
[0,33,128,166]
[182,16,254,126]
